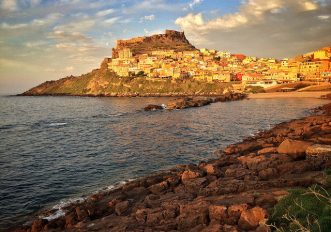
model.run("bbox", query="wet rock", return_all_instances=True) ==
[75,207,89,221]
[31,219,47,232]
[277,139,312,159]
[238,207,267,230]
[65,212,77,228]
[167,97,213,110]
[144,104,163,111]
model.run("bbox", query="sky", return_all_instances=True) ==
[0,0,330,94]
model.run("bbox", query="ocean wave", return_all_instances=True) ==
[40,179,136,221]
[40,197,85,221]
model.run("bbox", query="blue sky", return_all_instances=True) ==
[0,0,330,93]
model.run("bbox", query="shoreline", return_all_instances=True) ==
[12,98,331,232]
[248,91,331,99]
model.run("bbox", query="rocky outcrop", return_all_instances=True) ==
[112,30,196,58]
[166,94,247,110]
[143,104,164,111]
[13,103,331,232]
[143,94,247,111]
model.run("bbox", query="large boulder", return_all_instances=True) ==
[277,139,312,160]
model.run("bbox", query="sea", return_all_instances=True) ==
[0,95,327,230]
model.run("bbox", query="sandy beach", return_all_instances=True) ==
[248,91,331,99]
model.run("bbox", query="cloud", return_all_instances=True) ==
[103,16,120,25]
[96,8,115,17]
[54,18,96,32]
[49,30,92,42]
[189,0,203,9]
[176,0,331,57]
[123,0,184,14]
[140,14,155,22]
[65,66,74,71]
[1,13,62,30]
[1,0,17,11]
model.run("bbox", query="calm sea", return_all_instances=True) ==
[0,96,326,230]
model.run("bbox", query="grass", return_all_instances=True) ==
[268,170,331,232]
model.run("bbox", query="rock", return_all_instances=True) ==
[238,207,267,230]
[258,168,277,180]
[257,147,277,155]
[209,205,227,222]
[255,194,277,208]
[256,224,271,232]
[201,163,218,175]
[181,169,203,182]
[115,200,129,215]
[31,219,47,232]
[65,212,77,228]
[75,207,89,221]
[135,209,147,224]
[146,210,164,225]
[277,139,312,159]
[148,180,169,194]
[177,201,210,230]
[227,204,248,225]
[112,30,196,58]
[167,97,213,110]
[306,144,331,162]
[223,224,239,232]
[201,223,223,232]
[144,104,163,111]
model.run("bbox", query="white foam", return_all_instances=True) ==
[48,122,67,127]
[42,209,65,221]
[41,197,85,221]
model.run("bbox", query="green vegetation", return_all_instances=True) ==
[245,86,266,94]
[25,68,233,96]
[268,171,331,232]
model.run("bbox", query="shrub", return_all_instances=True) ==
[268,184,331,232]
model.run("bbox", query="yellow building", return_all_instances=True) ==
[118,48,132,59]
[299,61,330,81]
[313,50,329,60]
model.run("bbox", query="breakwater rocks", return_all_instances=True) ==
[13,103,331,232]
[144,93,247,111]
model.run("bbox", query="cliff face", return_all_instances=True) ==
[112,30,196,58]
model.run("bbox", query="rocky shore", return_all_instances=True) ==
[13,100,331,232]
[144,93,247,111]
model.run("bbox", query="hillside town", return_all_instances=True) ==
[107,45,331,88]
